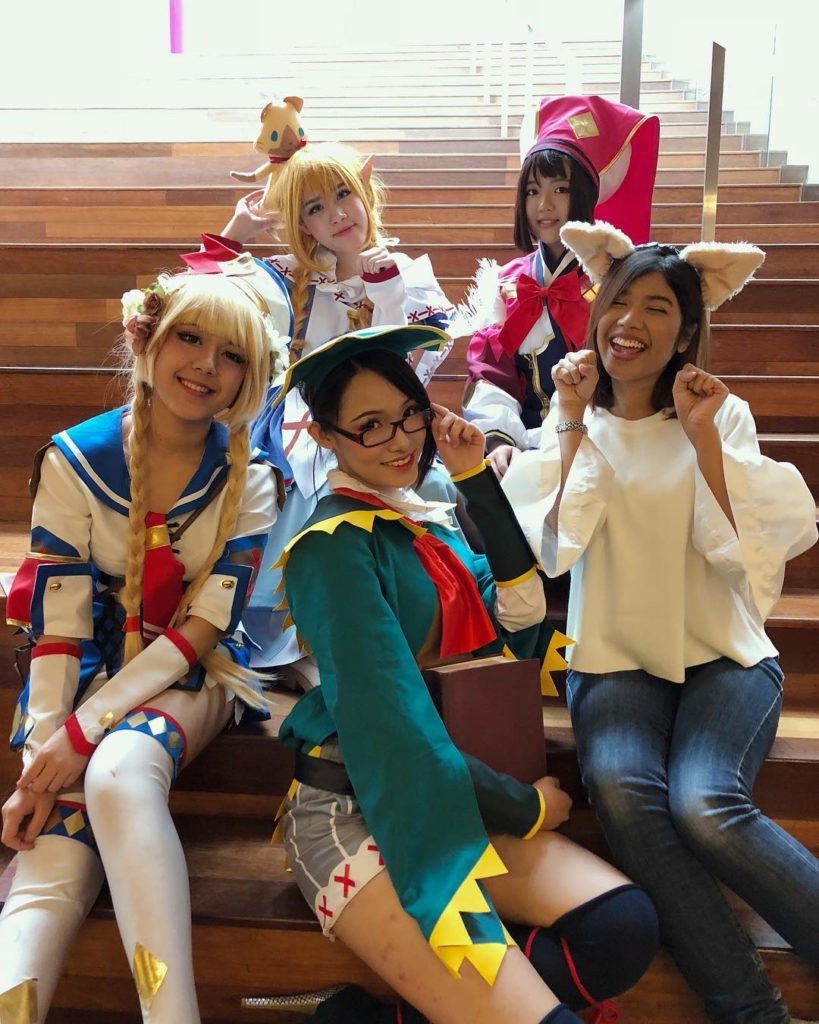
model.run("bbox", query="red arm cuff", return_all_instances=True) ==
[362,264,401,283]
[163,628,198,670]
[64,713,97,756]
[31,642,82,660]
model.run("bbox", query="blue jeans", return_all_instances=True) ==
[566,657,819,1024]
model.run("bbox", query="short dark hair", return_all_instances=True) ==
[300,348,436,485]
[513,150,598,253]
[587,245,707,414]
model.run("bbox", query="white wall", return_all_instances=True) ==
[643,0,819,180]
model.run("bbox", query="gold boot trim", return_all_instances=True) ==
[133,943,167,1009]
[0,979,38,1024]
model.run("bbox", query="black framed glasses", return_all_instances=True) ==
[322,406,433,448]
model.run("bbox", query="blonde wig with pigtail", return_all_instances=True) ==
[119,273,274,704]
[272,142,387,355]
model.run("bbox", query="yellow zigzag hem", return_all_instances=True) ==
[540,629,575,697]
[271,508,429,654]
[428,843,514,986]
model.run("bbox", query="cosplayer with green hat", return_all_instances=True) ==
[261,325,659,1024]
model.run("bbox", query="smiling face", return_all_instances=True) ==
[151,322,248,428]
[310,367,430,490]
[299,181,370,258]
[595,271,690,391]
[525,162,572,260]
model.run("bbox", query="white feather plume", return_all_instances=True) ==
[448,258,505,338]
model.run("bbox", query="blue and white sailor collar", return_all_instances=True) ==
[53,406,234,518]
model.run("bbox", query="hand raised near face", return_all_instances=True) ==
[672,363,730,443]
[551,349,599,411]
[360,246,398,276]
[430,403,486,479]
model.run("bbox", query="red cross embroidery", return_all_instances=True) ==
[316,274,328,285]
[367,843,385,866]
[408,310,422,323]
[334,290,345,302]
[282,413,312,457]
[333,863,357,897]
[422,305,436,318]
[272,260,291,278]
[318,894,334,922]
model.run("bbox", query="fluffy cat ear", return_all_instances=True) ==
[678,242,765,310]
[559,221,635,284]
[283,95,304,113]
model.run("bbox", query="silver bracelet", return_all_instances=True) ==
[555,420,588,436]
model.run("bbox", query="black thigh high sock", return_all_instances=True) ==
[540,1006,587,1024]
[311,886,656,1024]
[312,985,426,1024]
[313,986,585,1024]
[507,884,659,1014]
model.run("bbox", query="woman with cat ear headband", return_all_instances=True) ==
[503,221,819,1022]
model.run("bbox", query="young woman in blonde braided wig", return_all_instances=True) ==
[210,141,460,682]
[0,260,292,1023]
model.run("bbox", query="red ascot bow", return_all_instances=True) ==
[496,271,588,356]
[139,512,185,642]
[334,489,497,658]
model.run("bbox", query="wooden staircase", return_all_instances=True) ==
[1,38,817,1022]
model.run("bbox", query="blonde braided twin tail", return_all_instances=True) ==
[346,301,374,333]
[288,265,313,360]
[121,382,151,666]
[170,427,269,711]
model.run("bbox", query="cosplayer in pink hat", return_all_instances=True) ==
[460,95,660,475]
[524,94,659,245]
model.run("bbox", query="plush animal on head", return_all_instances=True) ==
[230,96,307,211]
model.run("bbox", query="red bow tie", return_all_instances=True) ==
[496,272,588,357]
[334,489,496,658]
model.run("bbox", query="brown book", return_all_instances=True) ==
[424,656,547,783]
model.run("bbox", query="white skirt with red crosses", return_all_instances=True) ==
[281,741,387,936]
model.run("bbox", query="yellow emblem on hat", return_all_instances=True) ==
[568,112,599,139]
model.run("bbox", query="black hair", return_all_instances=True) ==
[300,348,437,485]
[587,245,707,414]
[513,149,599,253]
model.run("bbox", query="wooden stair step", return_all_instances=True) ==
[1,811,816,1023]
[0,141,767,167]
[0,181,803,205]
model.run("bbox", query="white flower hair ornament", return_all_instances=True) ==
[559,221,765,310]
[266,321,290,381]
[120,279,168,356]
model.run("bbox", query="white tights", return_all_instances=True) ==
[0,726,202,1023]
[0,832,103,1023]
[86,728,201,1023]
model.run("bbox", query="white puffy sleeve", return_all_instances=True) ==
[502,409,614,577]
[363,253,455,384]
[692,397,817,621]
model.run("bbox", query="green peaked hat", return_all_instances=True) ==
[271,324,450,407]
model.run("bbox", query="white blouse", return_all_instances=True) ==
[502,395,817,682]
